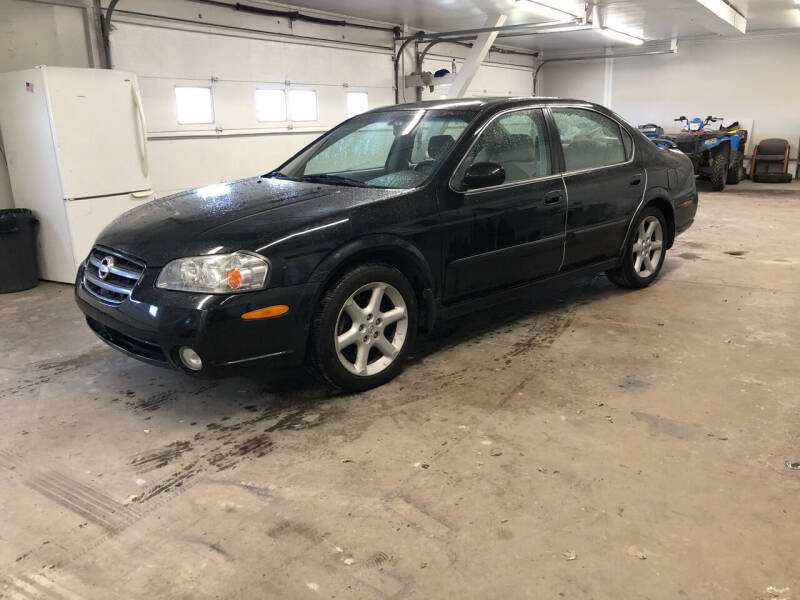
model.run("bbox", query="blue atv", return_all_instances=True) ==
[638,123,679,151]
[639,117,747,191]
[669,116,748,191]
[638,123,665,140]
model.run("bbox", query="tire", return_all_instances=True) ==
[710,150,729,191]
[606,207,667,290]
[753,172,793,184]
[726,149,744,185]
[311,263,418,392]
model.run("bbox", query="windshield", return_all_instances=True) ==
[272,109,476,189]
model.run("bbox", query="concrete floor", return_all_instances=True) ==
[1,180,798,599]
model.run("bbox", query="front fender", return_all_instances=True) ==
[703,137,732,152]
[306,234,434,290]
[286,233,436,352]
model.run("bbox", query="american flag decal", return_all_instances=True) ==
[25,81,34,92]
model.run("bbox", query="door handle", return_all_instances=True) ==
[629,175,643,186]
[544,191,563,205]
[131,82,149,178]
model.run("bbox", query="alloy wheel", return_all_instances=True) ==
[334,282,409,377]
[632,216,664,278]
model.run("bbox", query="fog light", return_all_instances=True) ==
[178,346,203,371]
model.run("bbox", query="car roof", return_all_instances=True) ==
[365,97,593,114]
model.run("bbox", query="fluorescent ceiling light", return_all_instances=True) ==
[514,0,579,20]
[601,27,645,46]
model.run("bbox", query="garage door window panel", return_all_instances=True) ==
[346,92,369,118]
[552,108,627,172]
[453,108,552,190]
[175,86,214,125]
[288,89,318,122]
[255,89,287,122]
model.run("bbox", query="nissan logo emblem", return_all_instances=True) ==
[98,256,115,280]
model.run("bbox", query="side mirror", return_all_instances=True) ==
[462,162,505,190]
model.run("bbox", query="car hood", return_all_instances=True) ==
[96,177,405,266]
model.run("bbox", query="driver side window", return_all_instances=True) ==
[453,108,552,191]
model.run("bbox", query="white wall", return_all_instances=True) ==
[538,58,606,105]
[0,0,94,209]
[0,0,536,205]
[111,20,398,196]
[107,5,536,198]
[541,33,800,158]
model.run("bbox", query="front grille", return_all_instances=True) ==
[86,316,167,363]
[83,246,145,305]
[676,141,697,155]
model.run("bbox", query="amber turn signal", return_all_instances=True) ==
[241,305,290,320]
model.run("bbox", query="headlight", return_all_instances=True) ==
[703,138,718,147]
[156,251,269,293]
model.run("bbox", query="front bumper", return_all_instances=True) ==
[75,264,315,372]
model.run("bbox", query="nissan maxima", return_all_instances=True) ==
[75,97,697,392]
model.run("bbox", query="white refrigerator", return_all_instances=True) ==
[0,66,153,283]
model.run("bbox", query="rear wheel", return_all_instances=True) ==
[727,148,744,185]
[710,149,729,191]
[311,264,417,392]
[606,207,667,289]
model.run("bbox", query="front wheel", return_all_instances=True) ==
[606,207,667,289]
[710,150,729,191]
[311,264,418,392]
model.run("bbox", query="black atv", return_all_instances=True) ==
[669,116,748,191]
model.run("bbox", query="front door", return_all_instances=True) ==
[440,107,566,301]
[550,107,644,268]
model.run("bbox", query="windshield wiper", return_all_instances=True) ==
[262,170,290,179]
[298,174,368,187]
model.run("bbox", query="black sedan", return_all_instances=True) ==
[75,97,697,391]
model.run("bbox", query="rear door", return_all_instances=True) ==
[440,106,566,301]
[550,106,643,269]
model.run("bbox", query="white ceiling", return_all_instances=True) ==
[277,0,800,50]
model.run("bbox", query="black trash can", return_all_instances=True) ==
[0,208,39,293]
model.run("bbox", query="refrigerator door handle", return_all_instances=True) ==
[131,81,149,178]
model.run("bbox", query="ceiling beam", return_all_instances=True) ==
[397,17,579,40]
[444,13,507,99]
[693,0,747,35]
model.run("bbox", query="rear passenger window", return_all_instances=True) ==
[453,108,551,190]
[552,108,627,171]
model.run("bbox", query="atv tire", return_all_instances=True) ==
[710,150,729,191]
[726,149,744,185]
